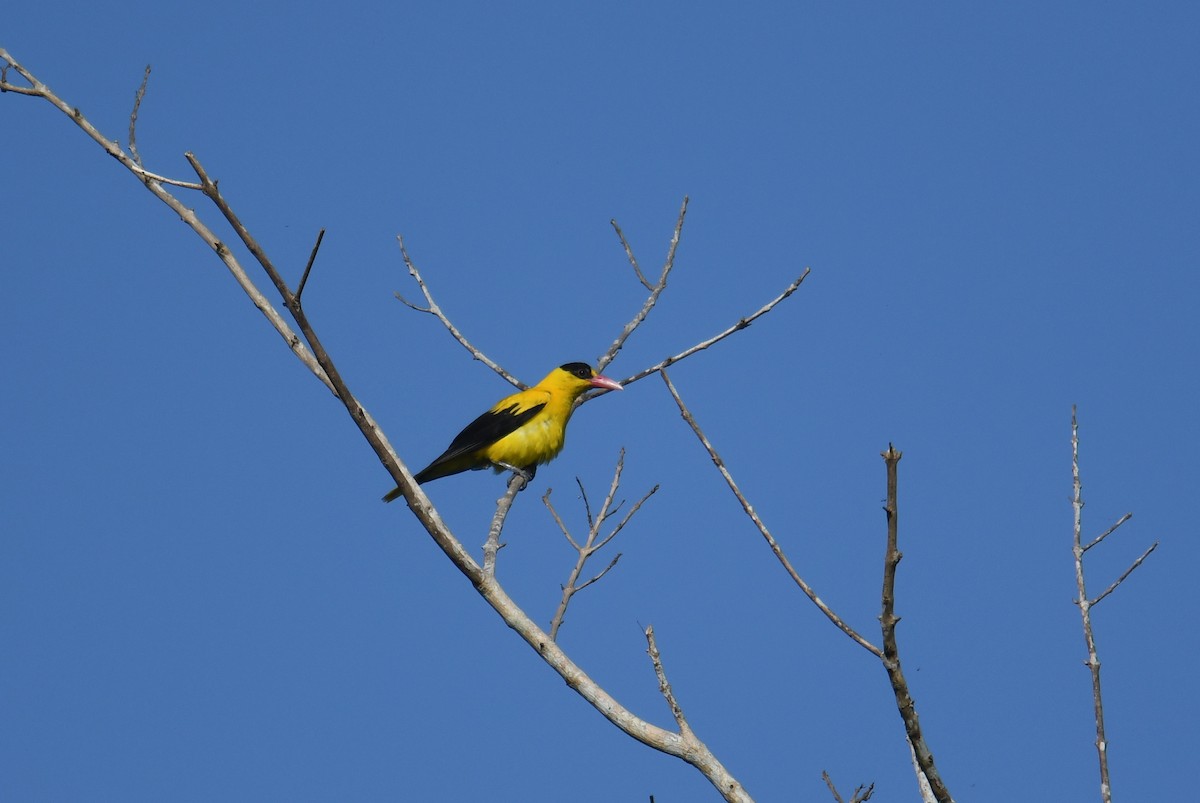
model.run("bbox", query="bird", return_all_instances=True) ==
[382,362,623,502]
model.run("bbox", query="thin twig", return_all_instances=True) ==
[1083,512,1133,553]
[394,235,523,388]
[822,771,874,803]
[621,269,810,388]
[823,772,846,803]
[128,65,151,167]
[5,53,754,800]
[1090,541,1159,607]
[611,217,654,290]
[547,450,657,640]
[295,228,326,302]
[596,196,689,373]
[0,49,325,386]
[661,369,881,657]
[644,625,695,741]
[544,488,582,551]
[483,473,525,576]
[879,445,952,803]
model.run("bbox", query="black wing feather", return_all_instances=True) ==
[425,401,545,467]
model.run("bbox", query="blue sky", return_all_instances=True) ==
[3,3,1197,801]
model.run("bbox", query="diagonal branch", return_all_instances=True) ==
[610,217,654,290]
[597,196,688,373]
[4,50,753,801]
[645,625,696,741]
[620,269,810,389]
[394,235,524,389]
[1090,541,1159,607]
[0,48,322,384]
[661,369,881,657]
[1083,512,1133,553]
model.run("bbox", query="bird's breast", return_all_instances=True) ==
[486,410,568,467]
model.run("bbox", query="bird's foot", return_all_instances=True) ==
[495,462,535,491]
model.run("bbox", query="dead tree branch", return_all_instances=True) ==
[620,269,810,389]
[879,445,951,803]
[660,369,881,656]
[545,450,658,640]
[1071,407,1158,803]
[394,235,524,389]
[822,771,874,803]
[645,625,697,742]
[127,64,150,167]
[2,49,756,801]
[610,217,654,290]
[483,473,526,576]
[596,197,689,373]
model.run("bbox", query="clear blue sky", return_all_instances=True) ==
[3,3,1197,801]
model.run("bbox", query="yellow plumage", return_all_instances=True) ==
[383,362,622,501]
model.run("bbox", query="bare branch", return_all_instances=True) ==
[1071,406,1112,803]
[621,269,810,388]
[484,473,526,576]
[575,476,595,531]
[594,483,657,553]
[128,65,151,167]
[661,369,881,656]
[548,450,656,640]
[1090,541,1159,607]
[295,228,326,302]
[596,196,689,373]
[0,50,42,94]
[1071,406,1158,803]
[5,52,754,800]
[611,217,654,290]
[394,235,524,389]
[0,48,327,388]
[879,445,952,803]
[574,553,622,593]
[823,772,846,803]
[543,489,582,551]
[1083,512,1133,553]
[644,625,695,741]
[822,771,874,803]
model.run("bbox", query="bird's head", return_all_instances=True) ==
[555,362,624,395]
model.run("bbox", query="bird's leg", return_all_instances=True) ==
[495,462,536,490]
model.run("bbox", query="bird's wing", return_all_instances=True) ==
[431,399,547,465]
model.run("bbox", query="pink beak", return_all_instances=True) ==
[589,373,624,392]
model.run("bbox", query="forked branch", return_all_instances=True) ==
[822,771,874,803]
[597,197,689,373]
[394,235,523,389]
[545,450,658,640]
[1071,407,1158,803]
[620,269,809,388]
[3,50,759,801]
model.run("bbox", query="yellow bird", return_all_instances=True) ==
[383,362,623,501]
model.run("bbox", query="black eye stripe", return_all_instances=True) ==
[558,361,593,380]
